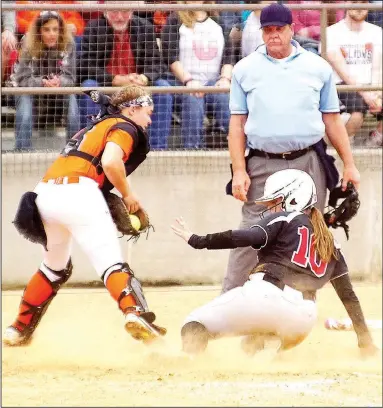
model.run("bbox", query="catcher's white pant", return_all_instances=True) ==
[184,273,317,341]
[34,177,123,275]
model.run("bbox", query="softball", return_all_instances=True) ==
[129,214,141,230]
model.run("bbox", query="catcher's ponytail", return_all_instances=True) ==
[310,207,338,263]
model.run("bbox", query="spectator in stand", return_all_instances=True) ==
[216,0,245,64]
[77,1,168,145]
[326,0,382,146]
[157,0,236,149]
[2,1,18,84]
[216,0,243,34]
[134,0,170,36]
[152,10,170,35]
[9,11,80,151]
[17,1,85,37]
[287,1,344,42]
[73,0,103,50]
[241,1,276,57]
[75,1,104,24]
[366,0,383,28]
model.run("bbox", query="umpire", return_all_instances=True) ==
[223,3,360,293]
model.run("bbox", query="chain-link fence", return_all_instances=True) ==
[1,1,382,170]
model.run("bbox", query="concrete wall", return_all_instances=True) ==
[2,149,382,288]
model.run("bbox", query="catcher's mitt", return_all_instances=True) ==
[105,192,153,240]
[323,181,360,240]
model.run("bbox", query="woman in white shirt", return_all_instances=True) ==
[159,1,236,149]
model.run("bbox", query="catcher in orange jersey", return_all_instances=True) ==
[4,85,166,346]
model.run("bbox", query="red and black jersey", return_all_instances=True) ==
[251,211,347,292]
[188,211,348,293]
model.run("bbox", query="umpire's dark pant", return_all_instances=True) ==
[221,150,327,293]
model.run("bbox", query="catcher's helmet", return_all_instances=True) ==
[255,169,317,213]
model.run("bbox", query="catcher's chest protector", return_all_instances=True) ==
[109,121,150,176]
[60,115,149,178]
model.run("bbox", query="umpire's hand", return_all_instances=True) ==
[342,164,361,191]
[232,170,251,202]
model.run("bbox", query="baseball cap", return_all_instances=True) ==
[260,3,293,28]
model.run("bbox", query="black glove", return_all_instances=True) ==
[323,181,360,240]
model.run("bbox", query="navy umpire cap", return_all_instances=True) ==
[260,3,293,28]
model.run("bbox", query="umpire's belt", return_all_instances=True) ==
[248,146,312,160]
[251,272,316,302]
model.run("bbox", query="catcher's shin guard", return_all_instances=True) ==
[4,259,73,346]
[181,321,209,355]
[103,262,149,314]
[103,262,167,341]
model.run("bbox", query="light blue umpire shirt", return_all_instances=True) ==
[229,40,340,153]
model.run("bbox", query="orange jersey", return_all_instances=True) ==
[43,118,134,187]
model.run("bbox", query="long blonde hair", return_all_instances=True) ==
[24,11,72,59]
[177,1,218,28]
[309,207,338,263]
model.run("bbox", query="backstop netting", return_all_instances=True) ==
[1,1,382,176]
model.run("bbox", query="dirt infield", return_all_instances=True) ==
[2,284,382,407]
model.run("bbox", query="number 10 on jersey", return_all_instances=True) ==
[291,226,328,277]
